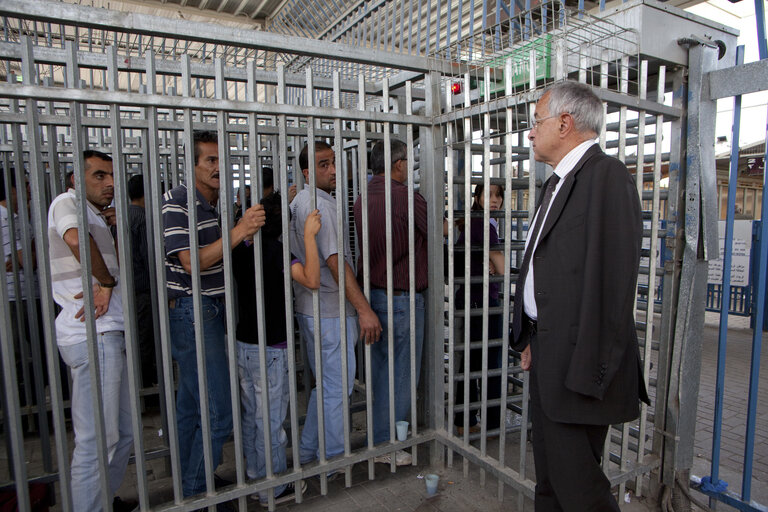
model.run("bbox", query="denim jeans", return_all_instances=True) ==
[237,342,288,500]
[369,289,425,445]
[296,314,358,462]
[169,295,233,497]
[58,331,133,512]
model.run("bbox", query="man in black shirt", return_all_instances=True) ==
[232,191,320,505]
[127,174,157,388]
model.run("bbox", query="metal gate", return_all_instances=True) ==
[0,0,754,510]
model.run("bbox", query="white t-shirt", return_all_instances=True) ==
[47,190,123,345]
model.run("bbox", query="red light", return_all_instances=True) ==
[451,82,462,95]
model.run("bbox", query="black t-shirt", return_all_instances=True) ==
[232,237,291,345]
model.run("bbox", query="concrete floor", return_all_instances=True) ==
[2,311,766,511]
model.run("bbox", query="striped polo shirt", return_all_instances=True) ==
[163,184,225,299]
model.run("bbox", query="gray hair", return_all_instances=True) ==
[544,81,603,135]
[370,138,407,175]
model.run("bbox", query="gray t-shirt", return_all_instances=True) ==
[290,188,355,318]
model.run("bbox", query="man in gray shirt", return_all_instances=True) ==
[290,141,381,464]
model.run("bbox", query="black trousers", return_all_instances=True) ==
[454,297,503,429]
[529,334,620,512]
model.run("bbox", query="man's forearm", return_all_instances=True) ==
[327,255,372,314]
[63,229,114,284]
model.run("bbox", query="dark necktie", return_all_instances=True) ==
[512,174,561,342]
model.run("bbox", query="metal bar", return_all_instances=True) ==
[332,70,354,487]
[304,69,329,495]
[356,72,375,481]
[755,0,767,60]
[0,113,30,512]
[478,64,492,488]
[741,112,768,505]
[405,79,418,466]
[17,37,52,468]
[115,45,150,511]
[382,80,397,472]
[67,38,114,511]
[707,47,745,500]
[182,53,217,502]
[217,56,247,512]
[461,69,472,478]
[0,83,432,126]
[275,63,304,504]
[497,55,514,502]
[707,57,768,100]
[444,77,456,470]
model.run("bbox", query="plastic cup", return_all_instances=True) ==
[396,420,409,441]
[425,473,439,496]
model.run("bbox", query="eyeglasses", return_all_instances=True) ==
[530,114,561,129]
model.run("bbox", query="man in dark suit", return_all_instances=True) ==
[512,81,650,511]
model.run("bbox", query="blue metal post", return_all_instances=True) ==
[755,0,767,59]
[708,44,744,503]
[742,96,768,506]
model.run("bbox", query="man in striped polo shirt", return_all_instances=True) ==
[163,130,265,499]
[47,150,135,511]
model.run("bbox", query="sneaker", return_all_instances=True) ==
[374,449,412,466]
[112,497,138,512]
[258,480,307,506]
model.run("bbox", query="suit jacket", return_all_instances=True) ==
[514,145,650,425]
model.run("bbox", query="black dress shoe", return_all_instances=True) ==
[113,496,138,512]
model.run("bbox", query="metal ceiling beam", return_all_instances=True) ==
[0,0,451,73]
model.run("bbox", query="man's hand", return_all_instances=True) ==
[520,344,532,371]
[74,284,113,322]
[101,207,117,227]
[5,257,11,272]
[303,209,322,238]
[288,184,297,204]
[358,307,382,345]
[237,204,266,238]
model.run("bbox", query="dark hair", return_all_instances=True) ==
[193,130,218,166]
[128,174,144,201]
[262,167,274,190]
[83,150,113,164]
[472,183,505,210]
[299,141,333,171]
[0,169,16,202]
[370,139,407,175]
[260,190,283,239]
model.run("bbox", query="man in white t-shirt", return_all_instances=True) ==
[47,150,135,512]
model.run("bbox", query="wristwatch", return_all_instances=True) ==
[99,277,117,288]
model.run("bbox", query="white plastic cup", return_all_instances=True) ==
[425,473,439,496]
[396,420,409,441]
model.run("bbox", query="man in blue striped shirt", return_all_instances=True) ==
[163,130,265,499]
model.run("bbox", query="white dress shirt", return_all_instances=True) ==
[523,139,596,320]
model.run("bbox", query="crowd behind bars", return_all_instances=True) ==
[1,81,648,512]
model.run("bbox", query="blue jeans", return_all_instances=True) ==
[369,289,425,445]
[169,296,233,497]
[58,331,133,512]
[237,342,288,500]
[296,314,358,462]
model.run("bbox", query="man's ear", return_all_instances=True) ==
[302,168,309,182]
[559,113,575,138]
